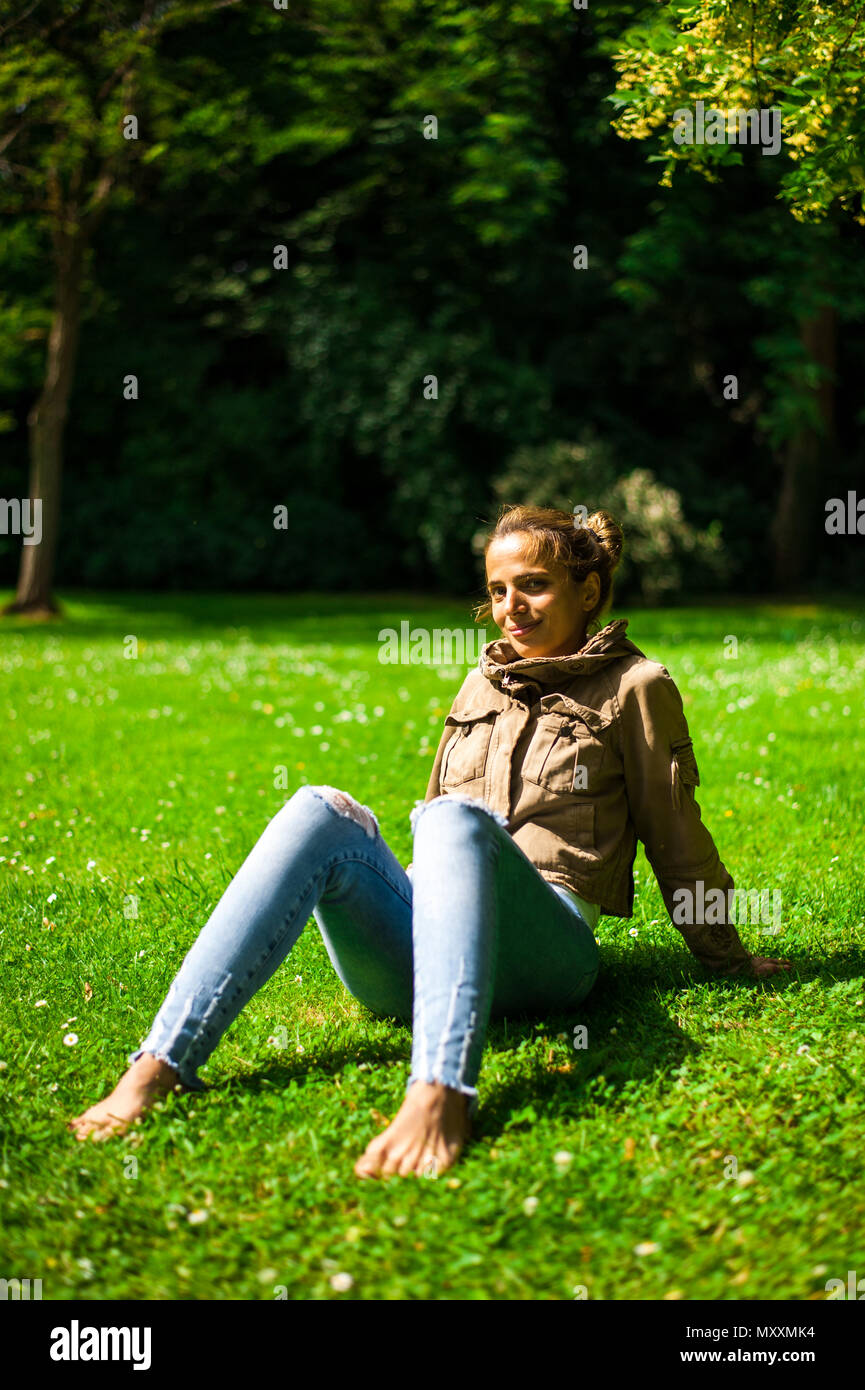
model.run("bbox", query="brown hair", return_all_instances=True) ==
[472,503,624,632]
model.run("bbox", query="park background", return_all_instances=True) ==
[1,1,864,1303]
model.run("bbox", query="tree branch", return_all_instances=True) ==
[0,117,34,159]
[80,161,117,235]
[0,198,52,215]
[92,1,157,104]
[748,2,763,111]
[41,4,108,113]
[35,0,98,47]
[825,4,865,82]
[96,52,140,106]
[0,0,45,44]
[0,157,43,178]
[138,0,244,38]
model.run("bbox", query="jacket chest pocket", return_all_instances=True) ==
[521,704,609,795]
[440,711,496,788]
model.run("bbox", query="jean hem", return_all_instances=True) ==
[127,1046,208,1092]
[406,1072,480,1120]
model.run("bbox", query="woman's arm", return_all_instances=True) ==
[406,697,466,872]
[419,674,479,805]
[618,664,788,977]
[423,720,454,805]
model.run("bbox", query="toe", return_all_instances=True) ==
[354,1140,386,1178]
[397,1148,421,1178]
[354,1133,385,1174]
[378,1146,404,1177]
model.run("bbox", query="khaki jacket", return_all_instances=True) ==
[422,618,751,972]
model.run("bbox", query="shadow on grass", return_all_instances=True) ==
[217,1034,411,1097]
[182,957,702,1138]
[0,589,482,644]
[123,950,864,1146]
[478,959,699,1137]
[476,951,865,1139]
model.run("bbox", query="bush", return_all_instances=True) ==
[482,432,731,602]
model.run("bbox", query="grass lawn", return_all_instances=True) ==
[0,589,863,1301]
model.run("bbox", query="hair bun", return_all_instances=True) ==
[584,509,623,572]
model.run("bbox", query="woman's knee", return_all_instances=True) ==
[410,793,508,840]
[296,783,380,840]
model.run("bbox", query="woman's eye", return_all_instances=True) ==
[489,580,545,599]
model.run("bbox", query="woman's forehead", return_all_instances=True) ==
[486,534,535,565]
[486,534,554,577]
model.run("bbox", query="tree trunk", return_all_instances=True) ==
[3,225,87,617]
[770,303,837,591]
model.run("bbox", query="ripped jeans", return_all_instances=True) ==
[128,785,600,1119]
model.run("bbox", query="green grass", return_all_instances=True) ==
[0,589,863,1301]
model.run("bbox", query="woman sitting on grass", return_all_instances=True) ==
[69,504,790,1175]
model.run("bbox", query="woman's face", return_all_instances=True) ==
[485,533,600,659]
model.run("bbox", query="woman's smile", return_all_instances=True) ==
[485,532,598,657]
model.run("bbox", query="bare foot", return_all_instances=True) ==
[67,1054,184,1142]
[354,1080,472,1179]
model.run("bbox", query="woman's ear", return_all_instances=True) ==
[583,571,601,610]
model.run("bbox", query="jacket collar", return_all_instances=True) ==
[479,618,640,690]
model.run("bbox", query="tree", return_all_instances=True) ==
[0,0,242,615]
[602,0,865,587]
[604,0,865,224]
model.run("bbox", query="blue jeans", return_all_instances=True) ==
[129,785,600,1119]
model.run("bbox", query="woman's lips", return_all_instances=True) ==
[508,619,540,636]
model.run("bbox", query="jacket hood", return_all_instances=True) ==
[479,618,642,687]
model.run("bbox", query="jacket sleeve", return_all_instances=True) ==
[619,665,751,972]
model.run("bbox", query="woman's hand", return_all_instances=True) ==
[719,954,792,979]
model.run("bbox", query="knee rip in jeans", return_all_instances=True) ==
[409,793,509,837]
[308,784,380,840]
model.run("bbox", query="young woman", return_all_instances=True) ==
[69,504,790,1175]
